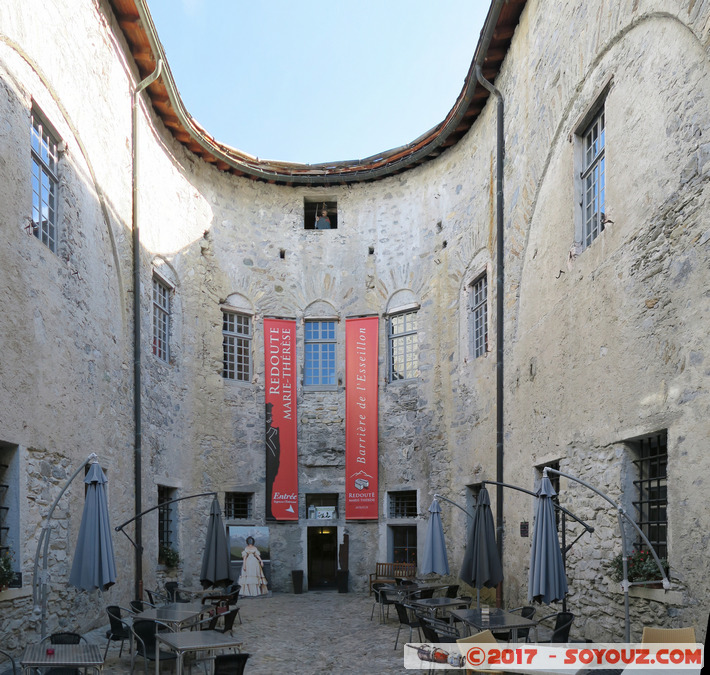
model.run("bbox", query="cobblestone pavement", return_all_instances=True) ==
[82,590,419,675]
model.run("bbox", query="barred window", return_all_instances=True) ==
[388,490,417,518]
[224,492,253,520]
[632,432,668,559]
[391,525,417,564]
[304,320,336,388]
[152,276,170,362]
[388,311,418,381]
[157,485,176,550]
[580,106,606,248]
[0,443,20,589]
[469,274,488,358]
[30,109,59,252]
[222,312,251,381]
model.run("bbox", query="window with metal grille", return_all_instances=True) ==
[388,311,418,381]
[469,274,488,358]
[152,276,170,362]
[391,525,417,564]
[388,490,417,519]
[0,443,20,588]
[632,432,668,559]
[222,312,251,381]
[304,320,336,388]
[224,492,253,520]
[30,108,59,252]
[157,485,175,550]
[580,106,606,248]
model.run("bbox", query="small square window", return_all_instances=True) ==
[224,492,253,520]
[388,490,417,518]
[304,199,338,229]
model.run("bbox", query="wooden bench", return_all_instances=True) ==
[369,562,416,594]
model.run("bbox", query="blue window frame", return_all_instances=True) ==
[304,320,336,388]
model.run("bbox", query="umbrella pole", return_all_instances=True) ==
[33,453,98,640]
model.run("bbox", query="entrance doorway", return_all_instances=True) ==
[307,527,337,589]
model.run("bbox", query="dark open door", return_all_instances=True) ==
[307,526,337,589]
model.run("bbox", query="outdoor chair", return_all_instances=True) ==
[393,603,422,650]
[536,611,574,643]
[457,630,500,673]
[40,633,86,675]
[165,581,190,603]
[370,582,386,621]
[399,579,416,587]
[104,605,132,659]
[130,598,156,613]
[198,607,241,636]
[213,653,250,675]
[419,616,460,643]
[413,587,436,600]
[131,619,177,675]
[0,648,17,675]
[378,588,396,623]
[641,626,696,643]
[145,589,166,606]
[492,605,536,642]
[445,584,460,598]
[202,583,240,608]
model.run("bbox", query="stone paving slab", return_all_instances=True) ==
[83,591,419,674]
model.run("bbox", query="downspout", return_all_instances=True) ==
[474,0,506,608]
[132,58,163,600]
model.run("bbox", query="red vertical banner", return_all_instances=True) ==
[264,318,298,520]
[345,317,379,520]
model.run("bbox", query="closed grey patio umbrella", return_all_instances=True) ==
[459,486,503,603]
[420,498,449,575]
[528,474,568,604]
[69,461,117,592]
[200,496,233,588]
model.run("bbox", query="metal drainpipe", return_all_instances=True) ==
[474,0,506,609]
[132,59,163,600]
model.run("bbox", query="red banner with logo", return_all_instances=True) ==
[345,317,379,520]
[264,318,298,520]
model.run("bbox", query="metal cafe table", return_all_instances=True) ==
[449,607,539,642]
[133,602,208,631]
[155,629,243,675]
[20,642,104,674]
[410,596,470,618]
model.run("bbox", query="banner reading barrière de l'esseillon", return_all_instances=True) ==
[264,318,298,520]
[345,316,379,520]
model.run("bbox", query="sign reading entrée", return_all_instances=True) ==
[345,317,379,520]
[264,318,298,521]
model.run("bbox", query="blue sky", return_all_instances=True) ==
[147,1,488,165]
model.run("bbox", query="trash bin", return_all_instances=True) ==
[336,570,349,593]
[291,570,304,594]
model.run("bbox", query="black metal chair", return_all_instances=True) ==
[40,633,86,675]
[393,603,422,650]
[444,584,460,598]
[0,648,17,675]
[129,598,156,613]
[413,587,435,600]
[164,581,190,603]
[370,582,386,621]
[199,606,241,635]
[419,616,460,643]
[104,605,132,659]
[213,653,250,675]
[537,611,574,643]
[131,619,177,675]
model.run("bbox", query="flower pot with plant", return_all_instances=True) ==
[0,550,15,590]
[604,549,669,586]
[158,545,180,569]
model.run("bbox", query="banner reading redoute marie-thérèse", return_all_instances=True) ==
[264,318,298,520]
[345,316,379,520]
